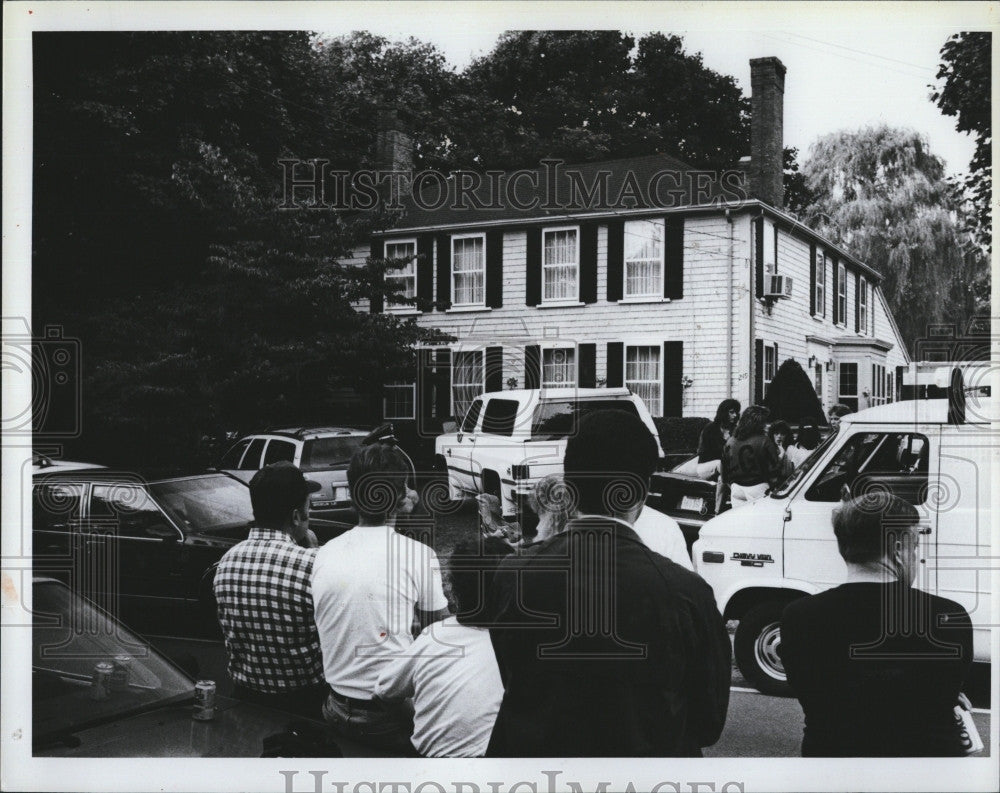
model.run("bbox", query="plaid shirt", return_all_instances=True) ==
[214,528,325,693]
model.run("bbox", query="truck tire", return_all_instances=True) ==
[482,470,501,500]
[734,600,794,697]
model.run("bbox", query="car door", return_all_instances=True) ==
[474,397,523,499]
[783,428,938,589]
[32,479,86,580]
[86,482,189,607]
[448,398,483,493]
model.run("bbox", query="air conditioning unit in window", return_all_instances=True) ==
[764,274,793,298]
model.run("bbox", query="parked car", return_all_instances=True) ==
[31,468,352,628]
[217,427,370,520]
[31,577,351,757]
[435,387,665,517]
[693,383,995,695]
[647,455,727,551]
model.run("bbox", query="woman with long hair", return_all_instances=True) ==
[697,399,741,480]
[722,405,782,508]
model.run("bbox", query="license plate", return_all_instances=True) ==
[680,496,705,512]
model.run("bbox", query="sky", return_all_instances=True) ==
[344,2,992,178]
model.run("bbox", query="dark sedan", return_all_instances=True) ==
[647,456,726,551]
[31,469,352,631]
[31,577,356,757]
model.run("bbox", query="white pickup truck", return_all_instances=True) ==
[435,387,665,517]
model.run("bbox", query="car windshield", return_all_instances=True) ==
[149,475,253,534]
[771,430,838,498]
[32,580,193,741]
[300,436,364,470]
[531,400,641,440]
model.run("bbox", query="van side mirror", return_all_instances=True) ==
[442,420,457,434]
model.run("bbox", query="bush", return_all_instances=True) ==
[653,416,710,454]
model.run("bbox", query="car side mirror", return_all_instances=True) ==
[442,420,457,434]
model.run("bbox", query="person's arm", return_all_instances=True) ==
[374,646,418,702]
[684,579,732,748]
[763,437,782,488]
[415,547,451,632]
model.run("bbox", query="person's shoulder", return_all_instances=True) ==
[915,588,972,624]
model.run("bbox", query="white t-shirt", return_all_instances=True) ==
[312,525,449,699]
[631,505,694,570]
[375,617,503,758]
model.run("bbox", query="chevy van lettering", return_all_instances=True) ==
[731,552,774,563]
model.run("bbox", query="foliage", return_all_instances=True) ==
[763,359,825,425]
[33,31,428,469]
[783,147,812,216]
[931,32,992,250]
[800,125,989,355]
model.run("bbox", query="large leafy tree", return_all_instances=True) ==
[932,31,991,250]
[800,126,988,356]
[33,31,426,469]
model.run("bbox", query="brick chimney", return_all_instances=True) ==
[749,57,786,208]
[375,109,414,176]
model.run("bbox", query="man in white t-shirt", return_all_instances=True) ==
[312,443,449,753]
[631,504,694,570]
[375,537,509,757]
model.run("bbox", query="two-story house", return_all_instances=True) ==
[355,57,909,434]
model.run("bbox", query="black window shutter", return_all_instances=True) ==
[417,235,434,311]
[606,342,624,388]
[485,346,503,393]
[435,349,452,419]
[486,231,503,308]
[524,345,541,390]
[854,271,861,333]
[809,243,817,316]
[754,339,764,405]
[525,227,541,306]
[578,343,596,388]
[580,222,598,304]
[606,219,624,302]
[896,365,905,401]
[663,341,683,417]
[754,217,764,299]
[665,216,684,300]
[369,239,384,314]
[831,256,839,324]
[436,234,451,310]
[419,349,434,420]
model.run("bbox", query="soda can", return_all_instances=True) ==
[110,655,132,691]
[90,662,113,701]
[193,680,216,721]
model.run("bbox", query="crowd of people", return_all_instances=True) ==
[212,400,975,759]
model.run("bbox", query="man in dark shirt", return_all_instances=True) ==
[487,410,731,757]
[780,495,974,756]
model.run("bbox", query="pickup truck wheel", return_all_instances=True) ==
[482,470,501,500]
[734,600,794,697]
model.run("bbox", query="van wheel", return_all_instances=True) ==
[734,601,793,697]
[482,470,501,499]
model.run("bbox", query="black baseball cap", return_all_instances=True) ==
[249,461,322,523]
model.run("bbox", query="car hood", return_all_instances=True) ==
[696,495,785,540]
[36,697,339,758]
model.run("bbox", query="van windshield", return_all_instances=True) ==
[771,430,837,498]
[531,400,640,440]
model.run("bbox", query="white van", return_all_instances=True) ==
[693,390,996,694]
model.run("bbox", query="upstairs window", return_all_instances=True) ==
[625,344,661,417]
[452,234,485,306]
[624,219,664,298]
[384,239,417,307]
[542,227,579,302]
[859,276,869,334]
[837,262,847,326]
[815,253,826,317]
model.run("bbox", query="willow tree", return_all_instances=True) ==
[800,126,987,355]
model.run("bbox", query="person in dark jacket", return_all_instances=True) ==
[780,495,974,756]
[698,398,741,514]
[722,405,782,507]
[487,410,731,757]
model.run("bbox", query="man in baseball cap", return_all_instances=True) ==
[214,462,327,718]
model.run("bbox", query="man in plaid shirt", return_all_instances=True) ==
[214,461,328,719]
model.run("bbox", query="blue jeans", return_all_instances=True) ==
[322,691,416,755]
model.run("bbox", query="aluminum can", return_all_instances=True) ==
[193,679,216,721]
[110,655,132,691]
[90,662,114,700]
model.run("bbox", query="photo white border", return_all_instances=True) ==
[3,2,998,792]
